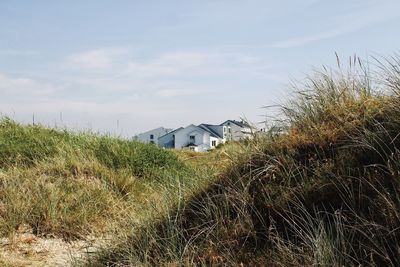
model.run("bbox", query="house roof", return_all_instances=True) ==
[220,120,252,128]
[158,127,183,139]
[198,124,223,138]
[182,124,220,138]
[134,126,172,139]
[177,124,222,139]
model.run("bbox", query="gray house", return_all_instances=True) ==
[220,120,253,141]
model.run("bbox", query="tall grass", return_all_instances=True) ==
[0,119,192,239]
[89,55,400,266]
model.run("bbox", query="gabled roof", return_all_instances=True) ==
[138,126,169,135]
[134,127,173,139]
[158,127,183,139]
[184,124,219,139]
[198,124,223,139]
[220,120,252,128]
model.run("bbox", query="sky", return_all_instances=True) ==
[1,0,400,136]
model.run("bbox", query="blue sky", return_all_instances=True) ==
[1,0,400,136]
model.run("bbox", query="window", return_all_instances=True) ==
[223,126,226,133]
[150,134,154,139]
[212,140,216,147]
[228,127,231,133]
[189,135,195,142]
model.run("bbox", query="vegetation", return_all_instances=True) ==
[0,119,199,240]
[2,55,400,266]
[0,117,235,265]
[89,55,400,266]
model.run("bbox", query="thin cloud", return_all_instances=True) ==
[155,88,204,97]
[3,47,283,133]
[267,2,400,48]
[64,48,128,70]
[122,51,215,78]
[0,73,55,98]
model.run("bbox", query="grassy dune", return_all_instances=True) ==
[0,119,207,241]
[0,118,236,265]
[90,56,400,266]
[2,55,400,266]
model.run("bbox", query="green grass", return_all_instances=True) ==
[0,118,184,176]
[87,55,400,266]
[0,119,197,240]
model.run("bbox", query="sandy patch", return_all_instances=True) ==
[0,224,106,267]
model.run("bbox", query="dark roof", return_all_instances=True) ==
[158,127,183,139]
[198,124,222,138]
[220,120,252,128]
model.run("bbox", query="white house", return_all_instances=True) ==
[134,127,173,145]
[173,124,224,152]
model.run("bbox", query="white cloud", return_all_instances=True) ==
[65,48,127,70]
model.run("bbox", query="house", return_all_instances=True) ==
[220,120,253,141]
[134,127,173,145]
[173,124,224,152]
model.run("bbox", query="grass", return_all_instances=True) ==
[87,55,400,266]
[2,54,400,266]
[0,119,198,240]
[0,117,237,266]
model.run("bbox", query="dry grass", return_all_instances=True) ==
[89,55,400,266]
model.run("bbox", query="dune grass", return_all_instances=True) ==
[87,55,400,266]
[0,119,200,240]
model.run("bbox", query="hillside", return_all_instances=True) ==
[0,119,234,266]
[90,56,400,266]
